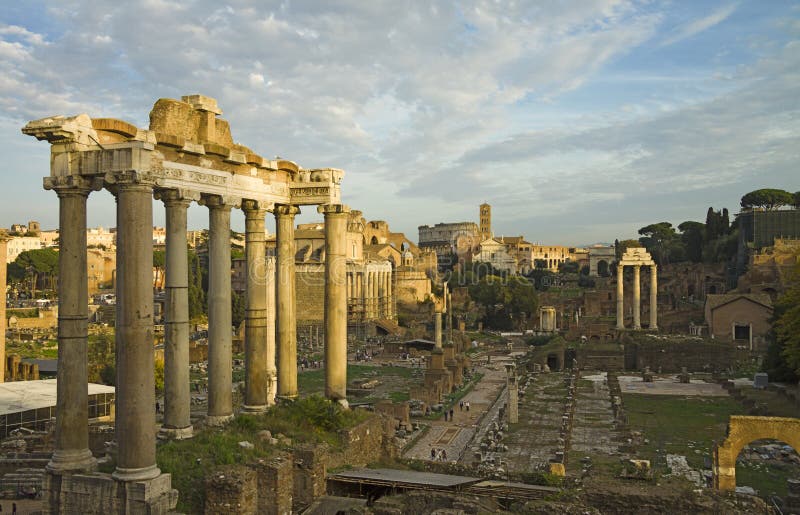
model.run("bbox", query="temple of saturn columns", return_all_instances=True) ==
[616,247,658,331]
[22,94,351,513]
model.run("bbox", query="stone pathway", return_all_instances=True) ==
[503,372,566,473]
[403,361,509,463]
[571,372,620,456]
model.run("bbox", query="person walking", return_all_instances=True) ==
[449,408,454,420]
[444,411,448,422]
[442,449,447,461]
[430,448,436,460]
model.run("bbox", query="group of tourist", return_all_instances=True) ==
[430,447,448,462]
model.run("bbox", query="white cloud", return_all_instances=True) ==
[661,3,738,46]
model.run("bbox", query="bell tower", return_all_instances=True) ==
[479,202,491,241]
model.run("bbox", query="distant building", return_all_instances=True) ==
[418,221,481,271]
[477,238,517,274]
[531,244,571,272]
[704,293,773,351]
[87,226,116,248]
[6,236,42,263]
[479,203,492,241]
[736,208,800,277]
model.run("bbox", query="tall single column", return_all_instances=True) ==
[275,204,300,400]
[446,292,453,343]
[159,191,194,439]
[320,204,350,406]
[45,176,99,473]
[616,264,625,330]
[114,176,160,481]
[649,264,658,330]
[243,201,269,413]
[633,265,641,330]
[0,232,8,383]
[505,364,518,424]
[265,256,277,405]
[434,311,443,348]
[204,195,236,424]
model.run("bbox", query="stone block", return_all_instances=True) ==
[204,466,257,515]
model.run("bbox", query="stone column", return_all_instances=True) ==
[275,204,300,400]
[616,264,625,330]
[446,292,453,343]
[320,204,350,406]
[434,311,443,348]
[633,265,641,330]
[265,256,277,405]
[113,174,160,481]
[242,201,270,413]
[505,364,518,424]
[45,176,99,474]
[159,190,194,439]
[0,232,8,383]
[649,265,658,330]
[204,195,236,425]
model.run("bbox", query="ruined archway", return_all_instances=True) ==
[714,416,800,491]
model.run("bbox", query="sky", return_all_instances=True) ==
[1,0,798,246]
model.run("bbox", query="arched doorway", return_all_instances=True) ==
[714,416,800,491]
[735,438,800,499]
[546,353,560,371]
[370,236,378,245]
[597,260,609,277]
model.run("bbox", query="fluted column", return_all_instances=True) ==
[45,176,100,474]
[633,265,641,330]
[446,292,453,343]
[243,201,269,413]
[650,264,658,330]
[159,190,194,439]
[275,204,300,400]
[113,174,160,481]
[616,264,625,330]
[204,195,236,425]
[320,204,350,406]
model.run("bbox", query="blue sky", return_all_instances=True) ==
[1,1,798,245]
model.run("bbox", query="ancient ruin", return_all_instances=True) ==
[22,94,351,513]
[616,247,658,330]
[714,415,800,491]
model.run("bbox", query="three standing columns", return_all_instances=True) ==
[159,191,194,439]
[46,176,99,474]
[203,195,236,425]
[113,176,160,481]
[242,201,271,412]
[275,204,300,400]
[320,204,350,407]
[615,263,658,331]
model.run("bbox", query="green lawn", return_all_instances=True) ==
[298,364,414,395]
[624,394,743,469]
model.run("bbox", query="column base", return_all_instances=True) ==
[205,413,235,426]
[276,394,298,404]
[157,425,194,440]
[112,463,161,482]
[45,471,178,514]
[46,448,97,474]
[616,325,625,331]
[633,325,642,330]
[335,398,349,409]
[241,404,268,414]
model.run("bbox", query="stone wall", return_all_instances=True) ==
[204,466,257,515]
[628,340,740,373]
[249,455,293,515]
[295,263,325,322]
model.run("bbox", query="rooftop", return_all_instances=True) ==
[0,379,114,415]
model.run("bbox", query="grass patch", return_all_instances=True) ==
[298,364,415,396]
[388,391,410,402]
[736,460,798,498]
[624,394,743,470]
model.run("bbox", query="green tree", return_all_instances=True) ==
[740,188,794,211]
[231,290,246,328]
[615,239,640,260]
[775,264,800,378]
[793,191,800,209]
[153,250,166,290]
[187,250,206,319]
[678,221,705,263]
[12,248,59,296]
[638,222,682,265]
[468,275,537,330]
